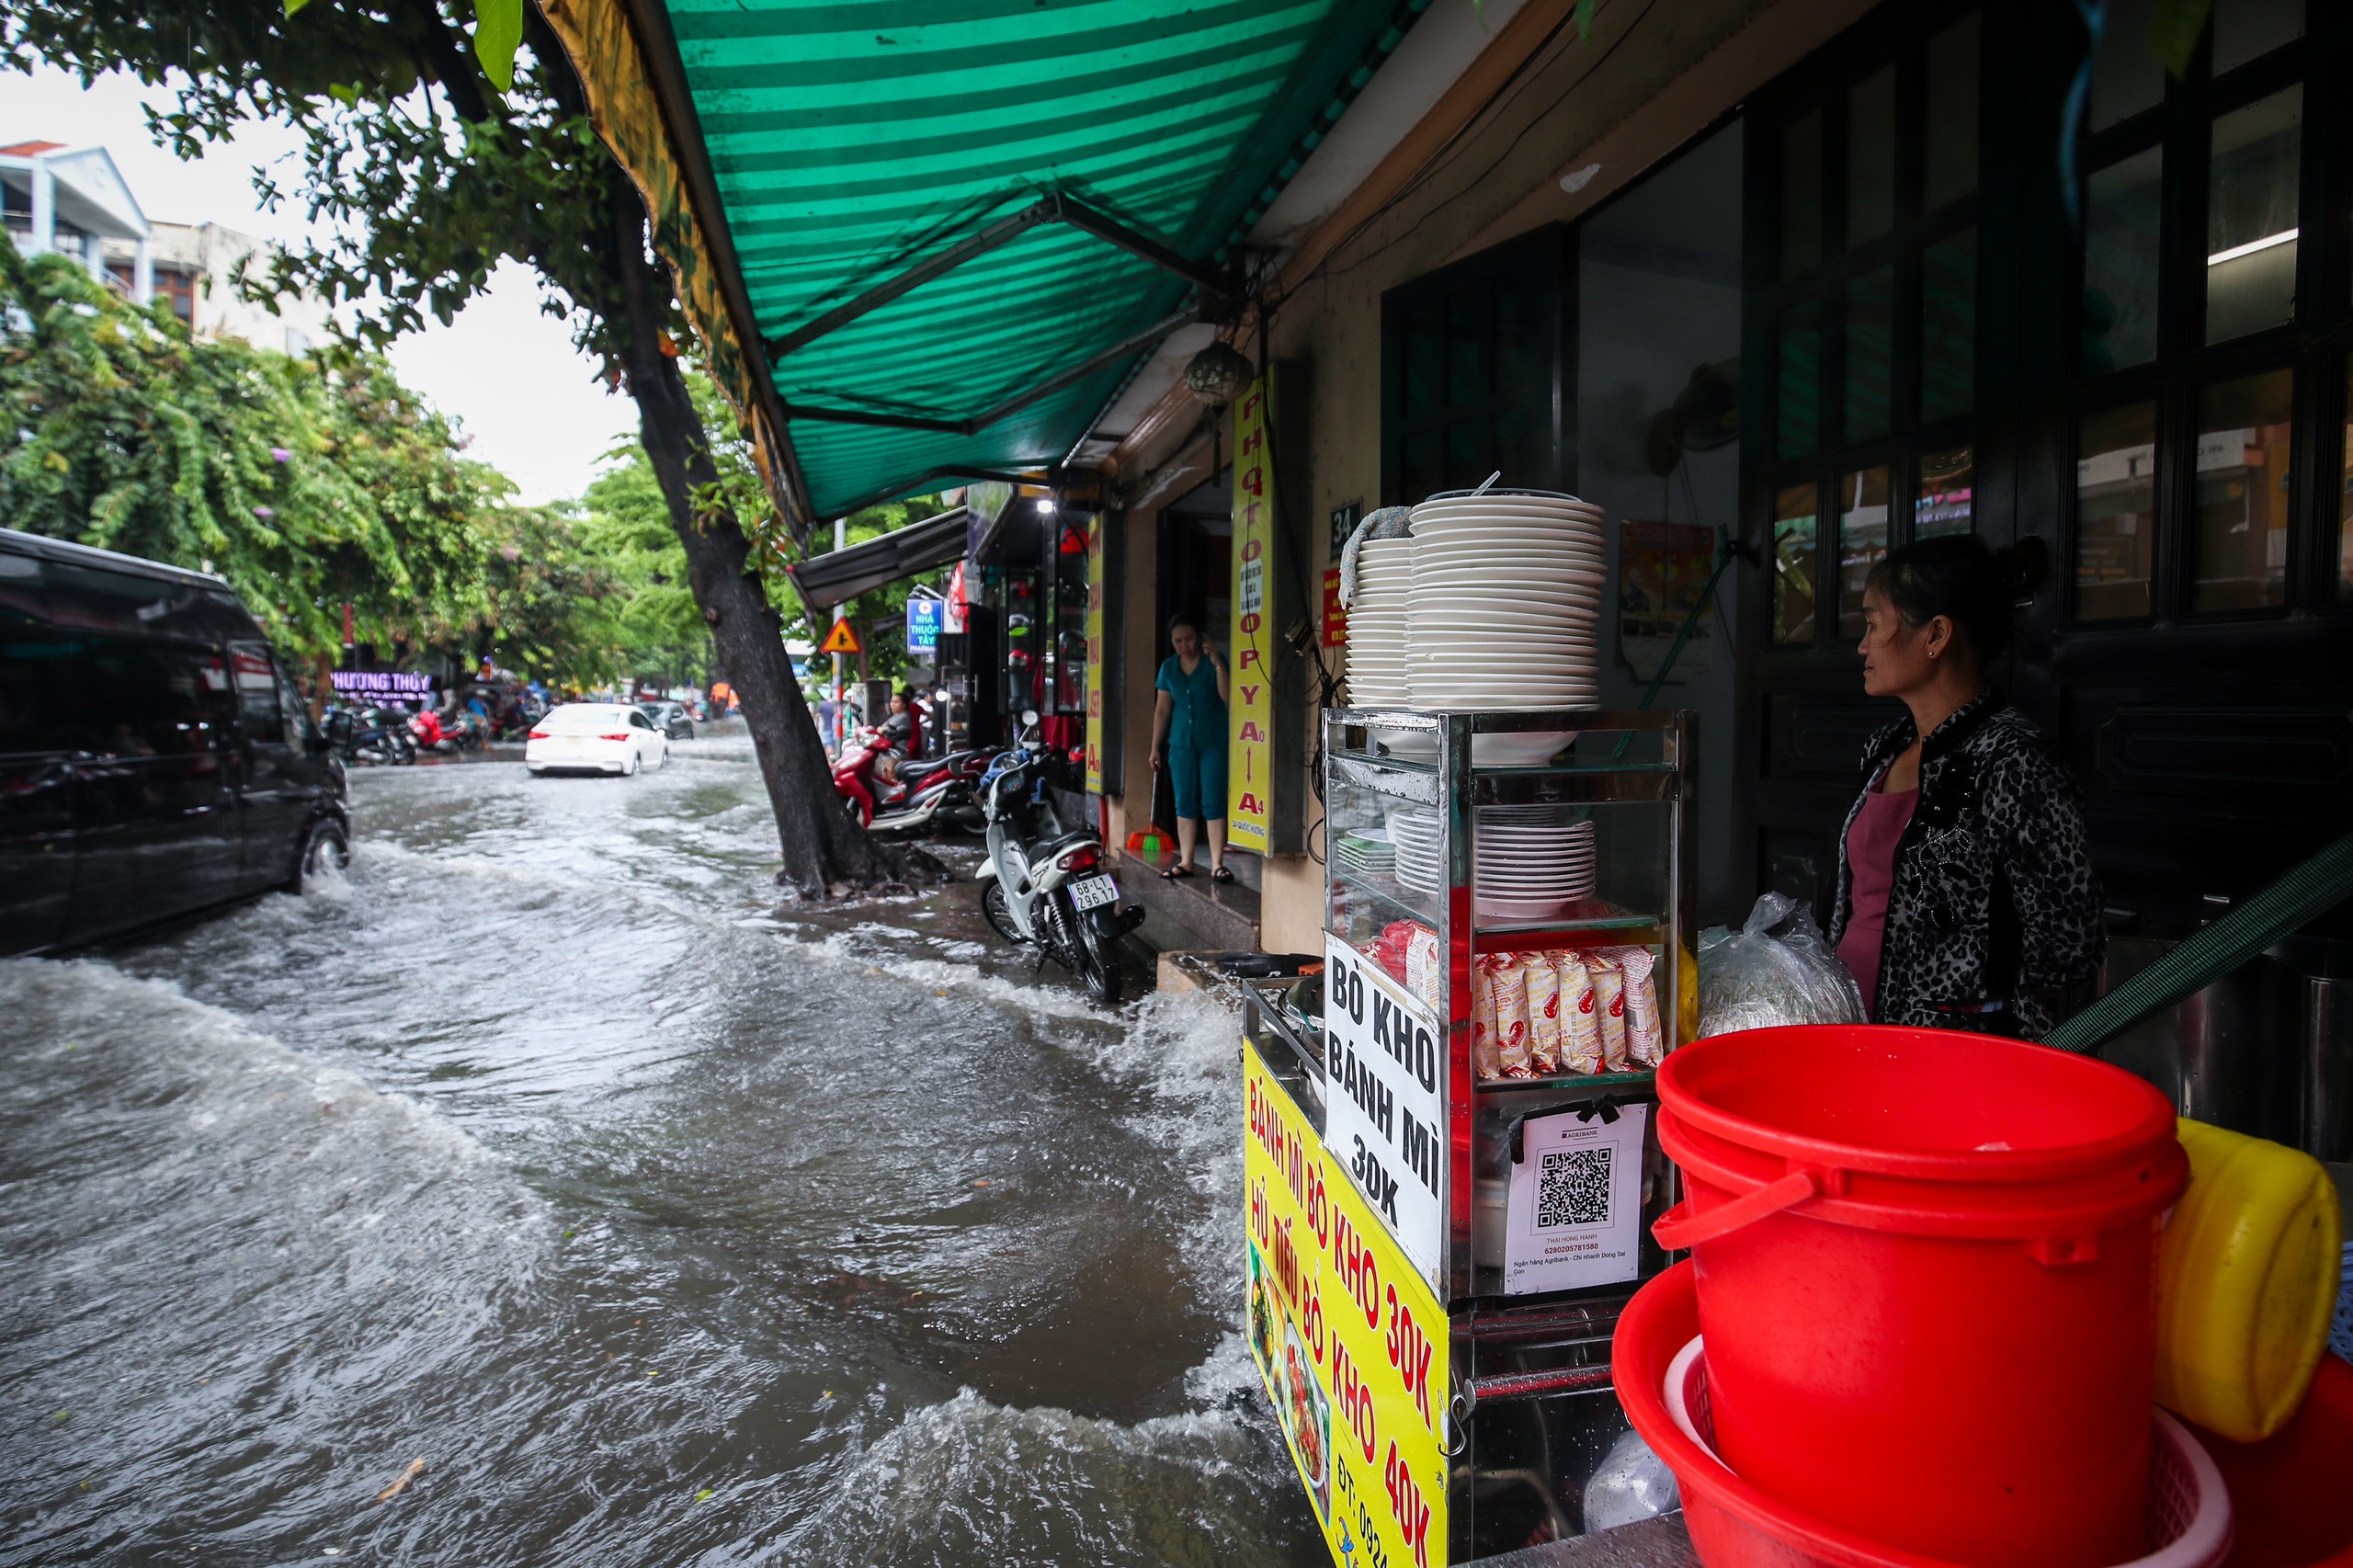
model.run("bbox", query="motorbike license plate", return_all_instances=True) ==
[1069,873,1119,911]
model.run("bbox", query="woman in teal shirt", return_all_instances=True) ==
[1149,615,1232,881]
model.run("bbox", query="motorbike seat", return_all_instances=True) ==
[1038,829,1099,860]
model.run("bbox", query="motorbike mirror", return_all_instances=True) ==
[1020,709,1040,728]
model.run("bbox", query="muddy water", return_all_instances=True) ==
[0,734,1324,1567]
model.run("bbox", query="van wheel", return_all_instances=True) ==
[288,818,350,893]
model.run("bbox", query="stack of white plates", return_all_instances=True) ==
[1387,807,1444,895]
[1385,804,1598,921]
[1405,490,1607,711]
[1334,826,1394,875]
[1472,808,1597,920]
[1346,538,1412,708]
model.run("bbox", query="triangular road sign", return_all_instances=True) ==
[818,619,862,655]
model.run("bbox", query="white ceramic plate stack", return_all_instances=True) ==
[1405,490,1607,711]
[1386,804,1597,921]
[1345,538,1413,708]
[1334,826,1395,877]
[1386,807,1444,895]
[1472,807,1597,921]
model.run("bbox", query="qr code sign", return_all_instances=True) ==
[1537,1146,1612,1230]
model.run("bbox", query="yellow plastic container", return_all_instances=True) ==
[2154,1116,2343,1441]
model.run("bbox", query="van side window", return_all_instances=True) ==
[230,644,287,744]
[0,630,90,753]
[85,638,233,756]
[0,554,45,627]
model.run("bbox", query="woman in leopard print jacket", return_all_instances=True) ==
[1827,537,2103,1040]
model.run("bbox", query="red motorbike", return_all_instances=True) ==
[835,730,995,835]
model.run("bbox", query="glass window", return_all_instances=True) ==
[2206,85,2302,345]
[2342,360,2353,598]
[1774,483,1822,644]
[1781,111,1823,279]
[1924,13,1981,210]
[1847,66,1897,246]
[233,644,285,744]
[1921,230,1977,423]
[1837,467,1893,639]
[2191,369,2293,613]
[1916,446,1975,538]
[2076,402,2159,619]
[2213,0,2301,74]
[2084,146,2165,375]
[1779,298,1823,460]
[2090,0,2164,131]
[1447,290,1487,405]
[1845,267,1894,444]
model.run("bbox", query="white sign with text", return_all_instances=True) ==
[1321,931,1446,1289]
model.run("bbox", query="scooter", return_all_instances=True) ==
[975,709,1142,1005]
[835,730,995,835]
[328,704,417,766]
[409,709,484,755]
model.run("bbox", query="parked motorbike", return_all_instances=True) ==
[976,710,1142,1005]
[327,704,418,766]
[836,731,996,835]
[408,709,485,754]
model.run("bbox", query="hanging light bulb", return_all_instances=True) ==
[1184,341,1254,408]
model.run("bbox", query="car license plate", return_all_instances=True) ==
[1069,873,1118,911]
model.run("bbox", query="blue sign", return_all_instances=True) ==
[905,596,944,653]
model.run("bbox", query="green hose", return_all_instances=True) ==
[2045,829,2353,1055]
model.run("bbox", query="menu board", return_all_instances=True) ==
[1246,1040,1450,1568]
[1321,931,1445,1290]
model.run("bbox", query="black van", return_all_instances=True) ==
[0,527,350,955]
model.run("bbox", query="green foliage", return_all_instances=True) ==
[0,245,681,687]
[573,449,711,687]
[0,245,495,662]
[471,0,523,95]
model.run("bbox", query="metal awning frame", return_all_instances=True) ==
[767,189,1240,360]
[779,309,1198,435]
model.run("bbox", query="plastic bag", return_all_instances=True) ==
[1582,1426,1679,1531]
[1695,892,1864,1037]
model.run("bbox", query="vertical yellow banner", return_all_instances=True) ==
[1084,512,1105,794]
[1227,369,1275,852]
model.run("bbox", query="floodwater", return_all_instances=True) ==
[0,733,1324,1567]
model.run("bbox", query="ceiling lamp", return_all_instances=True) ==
[1184,341,1254,408]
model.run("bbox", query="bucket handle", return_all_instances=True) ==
[1653,1169,1822,1251]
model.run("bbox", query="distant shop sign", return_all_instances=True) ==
[904,596,944,653]
[330,670,436,704]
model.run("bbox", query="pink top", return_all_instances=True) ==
[1838,784,1917,1020]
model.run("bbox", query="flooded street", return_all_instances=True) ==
[0,733,1323,1567]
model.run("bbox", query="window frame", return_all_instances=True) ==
[2063,1,2350,626]
[1752,0,1988,650]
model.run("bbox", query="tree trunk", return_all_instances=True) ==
[607,180,915,896]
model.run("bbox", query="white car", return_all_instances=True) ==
[525,703,671,777]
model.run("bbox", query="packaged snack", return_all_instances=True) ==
[1524,949,1564,1073]
[1602,945,1665,1065]
[1404,925,1442,1010]
[1494,955,1534,1077]
[1585,951,1629,1070]
[1556,951,1603,1074]
[1472,954,1503,1080]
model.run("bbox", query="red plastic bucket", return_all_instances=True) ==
[1653,1025,2188,1568]
[1612,1262,2234,1568]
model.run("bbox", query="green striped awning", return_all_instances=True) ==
[604,0,1429,520]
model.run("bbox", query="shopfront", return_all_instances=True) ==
[1087,0,2352,961]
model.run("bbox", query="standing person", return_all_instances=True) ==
[1148,614,1233,882]
[1829,536,2102,1039]
[815,689,838,753]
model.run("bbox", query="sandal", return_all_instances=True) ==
[1211,866,1235,883]
[1162,864,1195,880]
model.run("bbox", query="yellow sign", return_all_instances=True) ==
[1084,513,1105,794]
[1246,1040,1450,1568]
[1227,369,1275,852]
[817,619,862,656]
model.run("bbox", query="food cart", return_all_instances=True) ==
[1245,706,1695,1564]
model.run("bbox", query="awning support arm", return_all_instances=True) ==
[780,311,1194,436]
[765,193,1233,360]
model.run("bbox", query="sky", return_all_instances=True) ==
[6,62,637,506]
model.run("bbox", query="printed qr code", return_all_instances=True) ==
[1537,1146,1611,1230]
